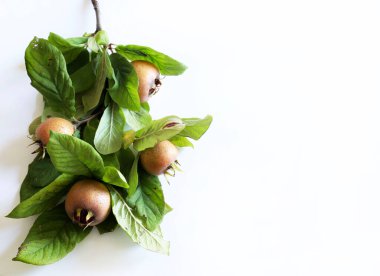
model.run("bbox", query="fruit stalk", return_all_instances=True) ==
[91,0,102,32]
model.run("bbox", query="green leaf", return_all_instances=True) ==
[108,53,140,111]
[141,102,150,111]
[20,176,42,202]
[13,204,92,265]
[122,130,136,149]
[20,154,44,201]
[94,30,109,46]
[102,166,129,188]
[179,115,213,140]
[116,45,187,76]
[7,174,76,218]
[82,118,100,147]
[134,116,185,151]
[80,132,121,170]
[70,62,96,93]
[74,95,86,119]
[73,129,81,138]
[67,49,90,74]
[47,132,104,178]
[19,156,60,202]
[25,37,76,118]
[48,32,87,64]
[66,37,89,45]
[82,50,112,112]
[28,117,41,136]
[164,203,173,215]
[127,169,165,231]
[102,153,120,169]
[94,102,126,155]
[41,104,65,121]
[118,148,135,178]
[25,157,60,188]
[124,107,152,131]
[169,136,194,148]
[96,212,118,234]
[109,186,169,255]
[128,154,139,196]
[87,36,101,53]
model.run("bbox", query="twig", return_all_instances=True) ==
[91,0,102,33]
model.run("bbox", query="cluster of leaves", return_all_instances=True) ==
[7,31,212,265]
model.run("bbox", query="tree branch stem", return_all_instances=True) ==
[91,0,102,33]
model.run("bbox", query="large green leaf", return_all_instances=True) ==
[94,30,109,46]
[141,102,150,111]
[83,118,100,147]
[24,157,60,188]
[84,122,121,168]
[47,132,104,178]
[124,107,152,131]
[128,154,139,196]
[25,37,75,118]
[67,49,90,74]
[179,115,213,140]
[41,104,66,121]
[66,37,89,45]
[116,45,187,76]
[134,116,185,151]
[108,53,140,111]
[122,130,135,149]
[19,155,60,201]
[70,62,96,94]
[102,153,120,169]
[169,136,194,148]
[82,50,112,112]
[118,148,135,178]
[48,32,87,64]
[13,204,92,265]
[74,95,86,119]
[109,187,169,255]
[94,102,126,155]
[127,169,165,231]
[19,155,46,201]
[102,166,129,188]
[96,212,118,234]
[20,175,42,202]
[7,174,76,218]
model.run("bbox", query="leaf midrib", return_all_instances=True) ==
[19,219,77,262]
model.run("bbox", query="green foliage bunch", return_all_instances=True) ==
[7,20,212,265]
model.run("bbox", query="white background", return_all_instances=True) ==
[1,0,380,275]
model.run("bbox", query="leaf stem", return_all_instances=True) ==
[91,0,102,33]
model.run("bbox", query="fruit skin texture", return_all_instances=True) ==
[132,60,160,103]
[65,180,111,226]
[140,140,179,175]
[35,117,75,145]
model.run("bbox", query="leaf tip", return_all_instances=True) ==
[5,208,19,218]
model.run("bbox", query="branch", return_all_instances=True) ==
[91,0,102,33]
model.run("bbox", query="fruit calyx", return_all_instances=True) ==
[149,78,162,96]
[73,208,95,226]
